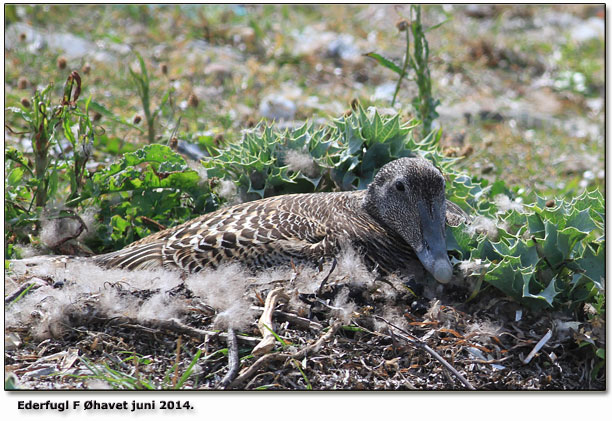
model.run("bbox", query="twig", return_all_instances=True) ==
[293,321,342,359]
[48,211,88,249]
[252,288,289,356]
[456,356,512,365]
[5,280,45,304]
[101,316,260,345]
[217,327,240,389]
[250,306,323,331]
[523,329,552,364]
[374,316,476,390]
[140,216,167,232]
[317,257,337,296]
[232,353,287,388]
[172,336,182,388]
[4,124,31,135]
[229,322,342,388]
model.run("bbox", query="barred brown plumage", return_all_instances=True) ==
[93,157,469,284]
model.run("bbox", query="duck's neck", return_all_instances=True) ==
[362,189,392,234]
[362,187,381,219]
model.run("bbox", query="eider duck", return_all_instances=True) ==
[93,157,468,283]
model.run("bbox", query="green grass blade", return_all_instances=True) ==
[363,52,404,75]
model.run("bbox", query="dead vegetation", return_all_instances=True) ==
[5,253,604,390]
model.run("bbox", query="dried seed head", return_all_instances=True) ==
[92,112,102,122]
[82,63,91,75]
[350,98,359,111]
[169,136,178,149]
[20,97,31,108]
[17,77,28,89]
[245,117,256,128]
[57,56,67,70]
[396,20,409,32]
[545,199,555,208]
[160,62,168,75]
[188,93,199,108]
[481,163,495,174]
[133,115,142,125]
[460,144,474,157]
[442,146,458,157]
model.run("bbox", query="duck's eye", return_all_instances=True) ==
[395,181,405,192]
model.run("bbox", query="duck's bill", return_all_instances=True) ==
[414,202,453,284]
[415,246,453,283]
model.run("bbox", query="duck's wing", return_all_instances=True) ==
[93,241,167,271]
[445,200,471,227]
[93,195,336,272]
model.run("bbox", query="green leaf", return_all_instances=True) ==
[490,180,510,197]
[47,168,60,199]
[5,106,33,125]
[500,209,527,230]
[565,208,597,234]
[87,100,143,132]
[569,272,599,303]
[475,238,501,263]
[370,110,384,144]
[523,274,558,308]
[572,189,604,216]
[361,143,392,180]
[79,144,197,206]
[125,144,188,170]
[542,221,564,267]
[575,244,604,290]
[383,114,401,143]
[110,215,130,240]
[556,226,587,261]
[515,240,540,268]
[175,349,202,389]
[527,213,545,237]
[491,238,539,268]
[425,17,451,33]
[363,52,404,75]
[62,117,77,145]
[446,224,474,259]
[484,257,525,298]
[359,106,373,141]
[7,167,25,186]
[485,258,554,309]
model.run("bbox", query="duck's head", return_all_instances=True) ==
[364,157,453,283]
